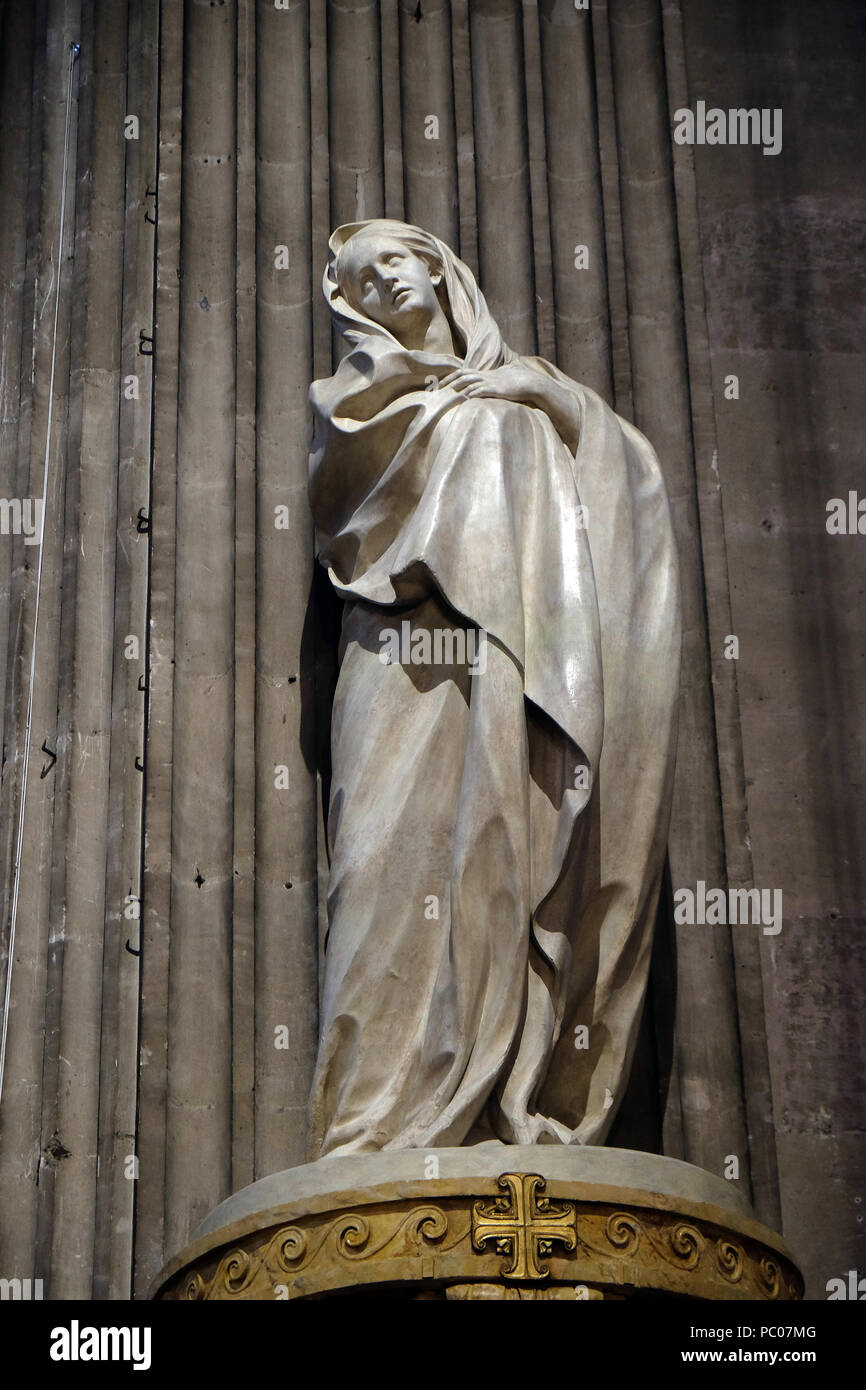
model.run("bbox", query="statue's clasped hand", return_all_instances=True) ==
[439,362,543,404]
[439,362,581,452]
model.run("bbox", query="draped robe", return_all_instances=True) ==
[308,221,680,1157]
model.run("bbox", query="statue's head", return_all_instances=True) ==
[334,225,449,348]
[324,218,512,370]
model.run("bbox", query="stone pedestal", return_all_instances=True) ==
[150,1145,803,1301]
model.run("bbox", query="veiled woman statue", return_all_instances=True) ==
[308,219,680,1158]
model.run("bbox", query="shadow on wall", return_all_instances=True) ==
[608,859,677,1155]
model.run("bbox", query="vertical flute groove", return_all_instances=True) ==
[48,0,129,1299]
[135,0,180,1293]
[448,0,478,276]
[327,0,385,227]
[94,0,159,1299]
[254,0,318,1178]
[231,0,256,1202]
[164,0,237,1257]
[468,0,536,354]
[380,0,405,219]
[520,0,555,363]
[589,0,633,420]
[538,0,612,398]
[0,0,36,828]
[608,0,751,1192]
[660,0,780,1227]
[398,0,458,246]
[327,0,385,366]
[0,0,81,1281]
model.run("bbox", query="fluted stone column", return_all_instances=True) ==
[232,0,257,1201]
[327,0,385,227]
[0,0,36,809]
[48,0,128,1300]
[659,0,779,1228]
[398,0,459,247]
[93,0,159,1298]
[587,0,633,419]
[469,0,536,354]
[165,0,237,1256]
[608,0,750,1193]
[136,0,183,1293]
[0,0,82,1282]
[538,0,612,400]
[254,0,318,1179]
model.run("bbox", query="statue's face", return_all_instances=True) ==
[341,233,444,341]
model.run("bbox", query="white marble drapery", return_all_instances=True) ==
[308,220,680,1155]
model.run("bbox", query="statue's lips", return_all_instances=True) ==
[392,287,413,305]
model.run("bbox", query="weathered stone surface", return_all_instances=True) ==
[194,1143,754,1235]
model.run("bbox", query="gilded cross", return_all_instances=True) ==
[471,1173,577,1280]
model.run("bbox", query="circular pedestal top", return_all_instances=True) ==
[152,1145,803,1302]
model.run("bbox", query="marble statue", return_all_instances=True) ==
[307,219,680,1157]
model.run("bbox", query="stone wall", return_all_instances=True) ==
[677,0,866,1302]
[0,0,861,1299]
